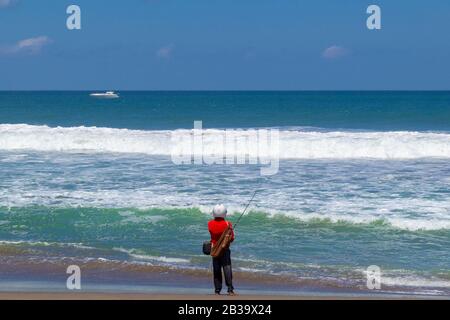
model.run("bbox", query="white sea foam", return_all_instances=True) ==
[2,124,450,159]
[2,124,450,231]
[1,191,450,231]
[113,247,190,264]
[358,268,450,289]
[0,240,96,250]
[129,254,190,264]
[381,276,450,289]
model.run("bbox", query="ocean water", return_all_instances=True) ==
[0,91,450,296]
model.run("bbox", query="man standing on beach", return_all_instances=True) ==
[208,204,235,295]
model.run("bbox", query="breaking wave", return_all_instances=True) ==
[2,124,450,159]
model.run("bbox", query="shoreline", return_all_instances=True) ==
[1,254,449,298]
[1,278,448,300]
[0,292,335,300]
[0,291,443,300]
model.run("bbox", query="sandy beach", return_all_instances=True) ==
[0,292,304,300]
[1,250,448,299]
[0,292,425,300]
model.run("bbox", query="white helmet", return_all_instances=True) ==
[212,204,227,218]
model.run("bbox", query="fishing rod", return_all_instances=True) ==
[233,190,258,229]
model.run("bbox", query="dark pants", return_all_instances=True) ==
[212,249,234,293]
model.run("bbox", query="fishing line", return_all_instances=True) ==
[233,190,258,230]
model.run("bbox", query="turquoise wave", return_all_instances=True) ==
[1,206,449,295]
[0,206,449,273]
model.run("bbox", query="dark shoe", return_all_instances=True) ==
[228,291,236,296]
[215,292,221,295]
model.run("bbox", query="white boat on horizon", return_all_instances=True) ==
[89,91,119,98]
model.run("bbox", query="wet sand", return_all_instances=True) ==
[1,253,447,300]
[0,292,419,300]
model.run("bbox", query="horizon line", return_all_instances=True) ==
[1,89,450,92]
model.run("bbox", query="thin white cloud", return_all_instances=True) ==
[0,0,16,8]
[322,45,350,60]
[156,44,174,59]
[0,36,52,55]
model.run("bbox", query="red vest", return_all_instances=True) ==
[208,218,235,245]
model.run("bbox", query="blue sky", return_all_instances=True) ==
[1,0,450,90]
